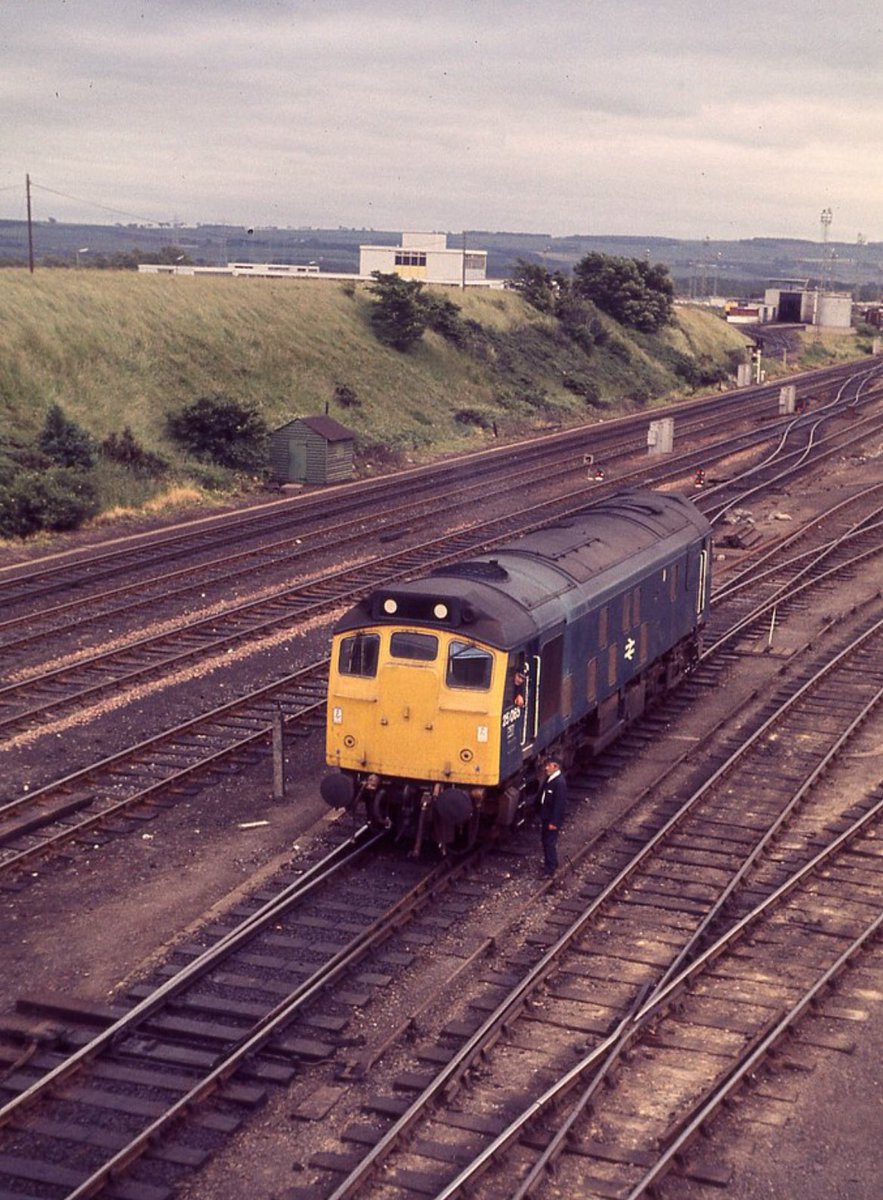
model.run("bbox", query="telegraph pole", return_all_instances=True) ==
[26,173,35,273]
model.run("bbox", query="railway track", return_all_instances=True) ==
[2,415,882,881]
[3,376,880,744]
[0,559,878,1199]
[1,356,870,610]
[2,360,879,652]
[317,607,883,1200]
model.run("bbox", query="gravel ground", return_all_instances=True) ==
[1,438,881,1199]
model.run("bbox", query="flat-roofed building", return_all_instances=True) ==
[359,232,488,285]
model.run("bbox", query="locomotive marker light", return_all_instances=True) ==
[382,598,398,614]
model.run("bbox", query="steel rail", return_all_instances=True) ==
[329,615,883,1200]
[509,793,883,1200]
[3,389,881,738]
[625,913,883,1198]
[700,364,883,522]
[703,525,883,658]
[710,481,883,603]
[3,444,882,877]
[0,357,876,620]
[3,357,864,591]
[0,433,614,639]
[432,641,883,1199]
[0,827,381,1129]
[60,851,473,1200]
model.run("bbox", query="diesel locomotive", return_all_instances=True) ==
[320,488,712,854]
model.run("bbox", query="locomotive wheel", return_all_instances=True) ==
[365,787,391,829]
[432,792,480,855]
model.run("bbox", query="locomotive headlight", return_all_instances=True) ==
[382,597,398,615]
[433,602,449,620]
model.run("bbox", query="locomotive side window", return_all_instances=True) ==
[338,633,380,677]
[446,641,493,690]
[390,631,438,661]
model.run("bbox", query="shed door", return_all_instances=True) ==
[289,441,307,481]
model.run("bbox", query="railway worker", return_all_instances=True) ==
[537,756,567,877]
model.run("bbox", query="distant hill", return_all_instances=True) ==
[1,219,880,300]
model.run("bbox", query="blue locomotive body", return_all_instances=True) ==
[322,489,711,851]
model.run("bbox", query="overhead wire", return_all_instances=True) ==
[26,179,167,226]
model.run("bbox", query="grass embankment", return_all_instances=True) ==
[0,269,865,532]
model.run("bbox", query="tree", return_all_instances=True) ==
[38,404,97,469]
[509,259,560,314]
[367,272,428,351]
[572,253,674,332]
[422,292,469,345]
[167,394,268,469]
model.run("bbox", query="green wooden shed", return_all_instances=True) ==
[269,415,355,485]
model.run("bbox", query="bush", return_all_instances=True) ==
[101,426,168,475]
[38,404,97,469]
[561,375,601,407]
[333,383,361,409]
[423,293,469,345]
[167,394,268,469]
[454,407,494,429]
[0,467,99,537]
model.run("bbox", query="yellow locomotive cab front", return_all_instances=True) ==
[326,626,505,787]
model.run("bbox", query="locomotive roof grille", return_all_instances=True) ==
[431,560,510,582]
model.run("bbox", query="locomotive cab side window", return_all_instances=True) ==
[390,631,438,661]
[338,633,380,677]
[446,640,493,690]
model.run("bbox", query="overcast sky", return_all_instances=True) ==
[2,0,880,241]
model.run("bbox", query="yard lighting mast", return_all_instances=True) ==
[814,207,833,338]
[819,208,833,294]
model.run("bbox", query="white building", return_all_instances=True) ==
[359,232,488,286]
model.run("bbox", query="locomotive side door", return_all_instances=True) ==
[509,649,541,749]
[523,652,541,747]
